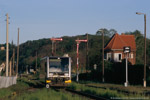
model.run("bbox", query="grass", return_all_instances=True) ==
[15,88,87,100]
[0,81,29,99]
[84,82,150,95]
[0,76,89,100]
[0,76,39,100]
[79,80,150,95]
[68,82,124,99]
[1,75,149,100]
[0,88,12,98]
[67,82,149,99]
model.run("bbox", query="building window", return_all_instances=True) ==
[129,53,133,59]
[114,53,122,62]
[107,53,111,61]
[104,53,106,60]
[119,54,121,61]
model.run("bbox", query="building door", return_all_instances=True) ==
[114,53,122,62]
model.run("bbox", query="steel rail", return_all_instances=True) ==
[65,88,108,100]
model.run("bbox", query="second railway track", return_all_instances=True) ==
[65,88,109,100]
[51,87,108,100]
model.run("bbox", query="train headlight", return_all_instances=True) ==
[64,73,69,76]
[65,80,71,83]
[49,73,53,76]
[46,80,51,83]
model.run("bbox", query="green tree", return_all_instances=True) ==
[96,28,117,37]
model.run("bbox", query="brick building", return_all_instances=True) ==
[104,33,136,65]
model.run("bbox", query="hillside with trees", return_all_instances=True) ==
[0,28,150,85]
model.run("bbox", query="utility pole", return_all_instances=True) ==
[13,48,15,75]
[125,53,128,87]
[136,12,147,87]
[76,38,79,82]
[16,28,20,75]
[7,40,14,76]
[123,46,130,87]
[52,40,54,56]
[50,38,63,56]
[54,42,57,56]
[9,61,12,76]
[144,14,146,87]
[35,51,37,71]
[86,33,89,73]
[98,29,105,82]
[102,30,105,83]
[6,13,9,77]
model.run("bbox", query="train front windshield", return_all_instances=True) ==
[49,58,69,73]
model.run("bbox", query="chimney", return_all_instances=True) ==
[121,33,125,35]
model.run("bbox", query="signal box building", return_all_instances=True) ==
[104,33,136,65]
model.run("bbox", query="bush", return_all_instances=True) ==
[79,61,150,86]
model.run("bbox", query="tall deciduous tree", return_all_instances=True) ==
[96,28,117,37]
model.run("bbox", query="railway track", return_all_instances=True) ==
[65,88,108,100]
[84,84,150,96]
[51,87,108,100]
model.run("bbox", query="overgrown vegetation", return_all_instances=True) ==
[0,29,150,85]
[68,82,149,99]
[15,88,86,100]
[0,77,88,100]
[79,61,150,86]
[0,80,29,99]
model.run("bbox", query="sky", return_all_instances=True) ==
[0,0,150,44]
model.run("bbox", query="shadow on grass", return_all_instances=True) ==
[20,79,45,88]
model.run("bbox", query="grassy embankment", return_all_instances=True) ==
[84,82,150,95]
[0,74,44,100]
[15,77,88,100]
[67,82,150,99]
[0,81,29,100]
[1,75,150,100]
[16,88,87,100]
[0,77,89,100]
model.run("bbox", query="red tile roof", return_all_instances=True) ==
[104,33,136,51]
